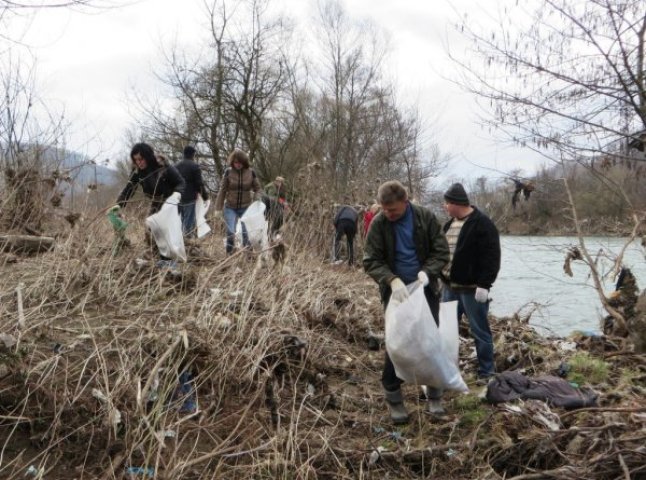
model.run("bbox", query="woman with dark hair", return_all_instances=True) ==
[111,142,185,258]
[114,142,185,214]
[214,149,261,255]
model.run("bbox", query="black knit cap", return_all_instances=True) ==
[444,182,470,206]
[183,145,196,159]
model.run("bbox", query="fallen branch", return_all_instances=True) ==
[560,406,646,420]
[0,235,55,254]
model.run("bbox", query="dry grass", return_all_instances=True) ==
[0,208,644,479]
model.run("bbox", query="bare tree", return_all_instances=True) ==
[453,0,646,333]
[453,0,646,161]
[137,0,291,183]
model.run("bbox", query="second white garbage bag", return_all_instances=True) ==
[385,284,468,392]
[145,195,187,261]
[195,197,211,239]
[239,200,268,250]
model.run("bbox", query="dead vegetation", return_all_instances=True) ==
[0,216,644,479]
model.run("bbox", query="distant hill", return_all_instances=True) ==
[57,150,120,189]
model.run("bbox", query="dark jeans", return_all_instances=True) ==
[442,285,495,378]
[179,202,196,237]
[382,285,442,399]
[334,219,357,265]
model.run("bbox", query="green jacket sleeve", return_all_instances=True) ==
[362,218,397,286]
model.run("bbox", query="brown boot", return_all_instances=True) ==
[385,389,409,425]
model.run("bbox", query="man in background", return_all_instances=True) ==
[441,182,501,385]
[333,202,359,266]
[175,145,209,237]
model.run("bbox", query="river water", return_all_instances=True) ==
[490,236,646,337]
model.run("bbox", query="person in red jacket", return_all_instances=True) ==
[362,203,381,237]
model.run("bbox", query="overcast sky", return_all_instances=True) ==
[6,0,544,186]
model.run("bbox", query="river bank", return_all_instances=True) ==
[0,220,645,479]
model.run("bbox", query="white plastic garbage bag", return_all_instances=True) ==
[385,284,467,392]
[145,196,186,261]
[195,197,211,239]
[439,300,460,366]
[240,200,268,250]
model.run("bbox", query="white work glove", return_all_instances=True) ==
[475,287,489,303]
[213,210,223,221]
[168,192,181,204]
[417,271,429,287]
[390,278,409,304]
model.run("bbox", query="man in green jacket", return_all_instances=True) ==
[363,180,450,424]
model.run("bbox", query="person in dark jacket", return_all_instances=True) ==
[115,142,185,214]
[332,203,358,265]
[175,145,209,237]
[363,180,450,424]
[214,149,261,255]
[441,182,501,384]
[113,142,185,258]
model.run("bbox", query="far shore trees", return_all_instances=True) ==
[453,0,646,333]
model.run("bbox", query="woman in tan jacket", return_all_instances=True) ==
[215,149,261,254]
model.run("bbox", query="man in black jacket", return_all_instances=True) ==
[442,182,501,384]
[175,145,209,237]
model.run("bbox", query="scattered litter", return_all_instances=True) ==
[0,333,17,348]
[446,448,457,458]
[134,258,148,267]
[92,388,122,433]
[306,383,315,395]
[125,466,155,477]
[557,341,577,352]
[174,371,198,414]
[502,404,524,414]
[372,426,385,434]
[367,446,386,466]
[25,465,39,476]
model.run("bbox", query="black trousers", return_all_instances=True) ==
[382,285,440,393]
[334,219,357,264]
